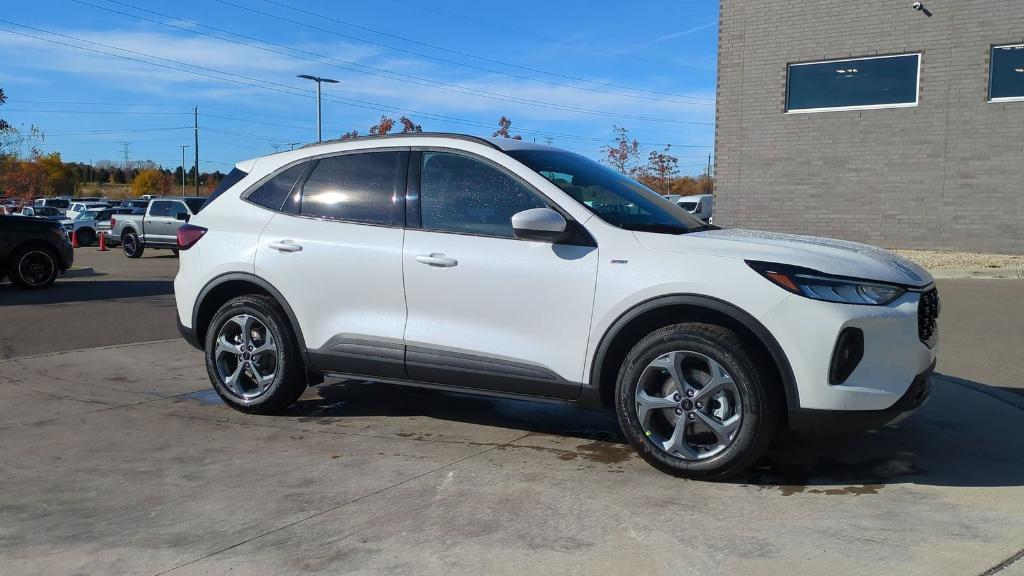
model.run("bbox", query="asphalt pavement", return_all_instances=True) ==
[1,246,1022,575]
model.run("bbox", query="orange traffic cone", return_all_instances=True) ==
[71,230,79,249]
[97,231,108,252]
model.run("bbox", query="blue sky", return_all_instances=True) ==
[0,0,718,174]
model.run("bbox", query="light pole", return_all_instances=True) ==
[297,74,339,142]
[178,144,190,196]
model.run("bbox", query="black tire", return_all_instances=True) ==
[7,244,60,289]
[204,294,306,414]
[614,323,779,480]
[122,230,144,258]
[77,228,96,247]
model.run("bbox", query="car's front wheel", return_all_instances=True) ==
[204,295,306,414]
[77,228,95,247]
[615,323,779,480]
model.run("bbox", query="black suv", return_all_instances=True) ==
[0,215,74,289]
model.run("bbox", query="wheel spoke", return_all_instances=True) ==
[635,389,678,428]
[664,417,699,460]
[252,332,276,356]
[222,361,245,396]
[231,315,257,348]
[249,362,275,393]
[215,335,240,359]
[694,410,741,446]
[693,357,735,402]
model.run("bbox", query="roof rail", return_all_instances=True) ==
[299,132,501,151]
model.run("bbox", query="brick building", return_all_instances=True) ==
[714,0,1024,253]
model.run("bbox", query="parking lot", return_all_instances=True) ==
[2,249,1023,575]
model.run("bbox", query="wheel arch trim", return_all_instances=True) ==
[587,293,800,410]
[192,272,310,365]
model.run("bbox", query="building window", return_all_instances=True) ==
[990,44,1024,102]
[786,53,920,113]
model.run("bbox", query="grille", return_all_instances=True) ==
[918,288,939,348]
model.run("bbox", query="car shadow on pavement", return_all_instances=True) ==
[280,373,1024,490]
[0,278,173,306]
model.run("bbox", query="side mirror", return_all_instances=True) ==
[175,212,190,222]
[511,207,567,243]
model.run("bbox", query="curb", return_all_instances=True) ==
[928,268,1022,280]
[63,266,96,278]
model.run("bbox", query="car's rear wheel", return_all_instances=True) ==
[77,228,95,247]
[205,294,306,414]
[8,245,60,289]
[615,323,779,480]
[122,231,144,258]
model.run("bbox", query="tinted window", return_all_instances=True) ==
[990,45,1024,101]
[247,163,307,211]
[420,151,546,237]
[300,152,402,225]
[508,149,705,234]
[787,54,919,112]
[168,201,188,218]
[184,198,206,214]
[149,201,171,217]
[203,167,249,208]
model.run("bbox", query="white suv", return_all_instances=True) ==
[174,134,938,479]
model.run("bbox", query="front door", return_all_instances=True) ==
[402,151,599,398]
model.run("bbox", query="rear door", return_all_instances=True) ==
[255,150,410,377]
[144,200,174,244]
[401,150,599,398]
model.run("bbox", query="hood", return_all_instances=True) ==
[635,228,933,287]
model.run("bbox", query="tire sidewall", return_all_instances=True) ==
[122,232,142,258]
[204,296,300,413]
[78,228,95,247]
[615,327,769,479]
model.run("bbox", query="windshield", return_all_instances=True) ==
[679,202,698,211]
[506,149,708,234]
[184,198,207,214]
[75,211,99,221]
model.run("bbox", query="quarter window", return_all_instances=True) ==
[247,163,307,211]
[990,44,1024,101]
[420,151,546,238]
[300,152,403,225]
[786,54,920,112]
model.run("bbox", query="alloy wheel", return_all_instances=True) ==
[635,350,743,460]
[214,314,279,402]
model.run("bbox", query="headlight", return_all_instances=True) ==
[747,261,906,305]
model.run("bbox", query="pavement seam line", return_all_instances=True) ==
[4,338,182,362]
[981,547,1024,576]
[0,388,209,431]
[152,431,535,576]
[939,375,1024,412]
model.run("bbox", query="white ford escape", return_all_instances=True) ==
[174,134,938,479]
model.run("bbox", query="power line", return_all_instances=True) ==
[252,0,715,103]
[72,0,713,123]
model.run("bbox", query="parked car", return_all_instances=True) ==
[20,206,65,219]
[675,194,714,223]
[109,197,207,258]
[33,198,70,214]
[66,201,110,220]
[0,214,74,288]
[172,134,938,480]
[68,207,136,246]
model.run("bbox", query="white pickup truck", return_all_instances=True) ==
[107,197,207,258]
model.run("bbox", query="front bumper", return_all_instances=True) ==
[789,359,934,431]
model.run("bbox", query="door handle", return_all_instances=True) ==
[269,239,303,253]
[416,253,458,267]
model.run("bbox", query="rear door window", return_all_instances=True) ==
[149,201,171,217]
[299,151,405,226]
[247,163,308,212]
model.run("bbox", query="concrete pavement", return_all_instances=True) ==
[1,340,1022,575]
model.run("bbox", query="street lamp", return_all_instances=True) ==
[177,144,190,196]
[297,74,339,142]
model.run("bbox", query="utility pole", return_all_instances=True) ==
[297,74,339,142]
[178,145,190,196]
[193,106,200,195]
